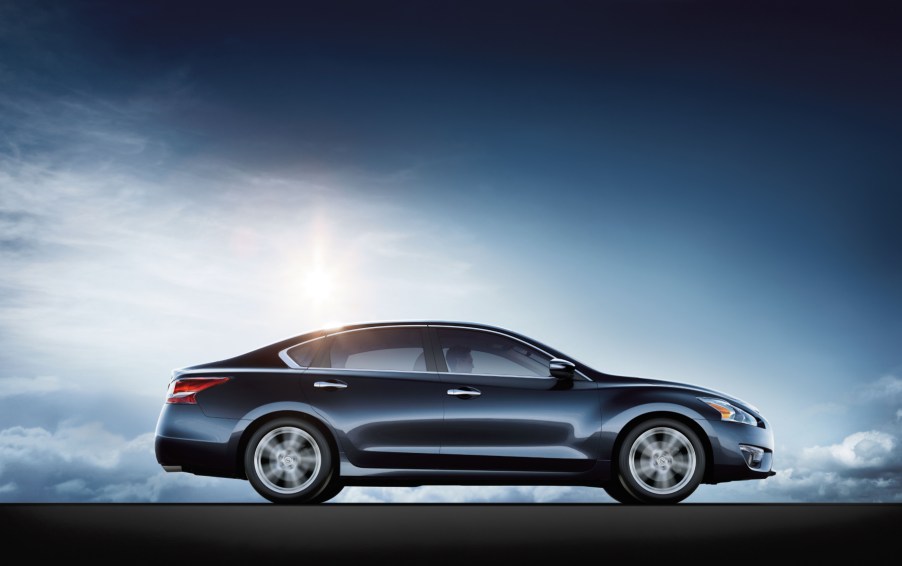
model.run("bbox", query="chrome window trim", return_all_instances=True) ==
[173,368,310,377]
[279,324,429,371]
[279,336,326,369]
[442,369,590,381]
[273,323,591,381]
[324,324,428,337]
[444,371,555,381]
[300,367,437,376]
[431,324,556,358]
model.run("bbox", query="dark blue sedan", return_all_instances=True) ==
[154,320,775,503]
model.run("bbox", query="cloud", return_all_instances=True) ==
[800,431,895,470]
[859,375,902,402]
[0,422,146,468]
[751,428,902,502]
[0,421,260,502]
[743,373,902,502]
[760,467,901,503]
[0,77,499,399]
[0,376,68,398]
[333,485,611,504]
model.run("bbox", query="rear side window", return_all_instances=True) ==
[285,338,322,367]
[327,327,426,372]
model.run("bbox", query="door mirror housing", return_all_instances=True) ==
[549,358,576,380]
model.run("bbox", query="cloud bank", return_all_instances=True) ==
[0,420,257,502]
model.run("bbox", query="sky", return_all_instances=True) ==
[0,0,900,503]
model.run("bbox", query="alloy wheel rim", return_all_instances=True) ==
[627,426,696,495]
[254,426,322,494]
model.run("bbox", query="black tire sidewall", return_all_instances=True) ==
[617,418,705,504]
[602,479,640,504]
[244,417,334,503]
[308,481,344,504]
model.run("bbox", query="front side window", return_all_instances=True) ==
[327,327,427,372]
[436,328,551,377]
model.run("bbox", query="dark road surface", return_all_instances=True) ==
[4,504,897,563]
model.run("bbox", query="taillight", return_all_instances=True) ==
[166,377,230,404]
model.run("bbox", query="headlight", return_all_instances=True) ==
[699,397,758,426]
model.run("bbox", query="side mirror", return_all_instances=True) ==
[549,358,576,380]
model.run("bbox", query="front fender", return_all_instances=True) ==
[599,387,712,461]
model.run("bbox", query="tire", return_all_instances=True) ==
[308,481,344,504]
[613,418,705,504]
[244,418,335,504]
[602,477,640,504]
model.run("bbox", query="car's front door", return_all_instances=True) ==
[300,326,444,469]
[433,326,602,473]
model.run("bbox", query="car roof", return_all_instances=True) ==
[184,320,584,372]
[289,320,560,348]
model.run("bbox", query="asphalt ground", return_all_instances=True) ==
[4,504,896,563]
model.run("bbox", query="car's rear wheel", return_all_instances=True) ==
[244,418,335,504]
[602,476,639,504]
[609,418,705,504]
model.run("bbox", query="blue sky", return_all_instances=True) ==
[1,0,900,502]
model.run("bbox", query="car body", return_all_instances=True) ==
[154,320,775,503]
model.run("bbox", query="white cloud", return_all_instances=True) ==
[801,431,895,470]
[0,421,260,502]
[0,423,149,469]
[759,467,899,502]
[750,427,902,502]
[0,89,499,398]
[333,485,610,504]
[859,375,902,402]
[0,376,68,398]
[88,469,254,503]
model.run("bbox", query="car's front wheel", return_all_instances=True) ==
[308,481,344,503]
[244,418,335,504]
[606,418,706,504]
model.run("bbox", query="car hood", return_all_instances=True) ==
[603,373,761,415]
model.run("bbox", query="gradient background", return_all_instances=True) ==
[1,0,899,503]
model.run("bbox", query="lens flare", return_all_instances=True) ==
[304,268,332,302]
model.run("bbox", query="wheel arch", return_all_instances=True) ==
[236,410,340,480]
[611,411,714,484]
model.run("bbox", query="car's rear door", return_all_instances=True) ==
[300,325,444,469]
[432,325,601,473]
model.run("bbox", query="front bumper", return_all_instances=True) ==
[695,417,776,484]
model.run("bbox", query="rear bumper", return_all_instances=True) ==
[154,404,243,478]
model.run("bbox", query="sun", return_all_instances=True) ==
[304,268,333,302]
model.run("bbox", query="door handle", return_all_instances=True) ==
[447,387,481,397]
[314,380,348,390]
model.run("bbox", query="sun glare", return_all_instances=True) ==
[304,268,333,302]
